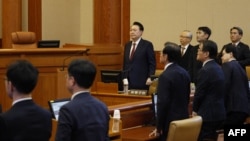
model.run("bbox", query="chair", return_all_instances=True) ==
[166,116,202,141]
[11,31,37,48]
[148,69,163,95]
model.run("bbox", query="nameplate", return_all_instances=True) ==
[129,89,148,96]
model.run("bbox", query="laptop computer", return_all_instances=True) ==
[48,98,70,120]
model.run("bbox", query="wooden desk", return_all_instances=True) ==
[0,48,89,111]
[0,44,123,111]
[93,92,151,106]
[122,126,158,141]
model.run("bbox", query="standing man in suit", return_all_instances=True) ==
[191,26,211,84]
[0,60,52,141]
[217,27,250,70]
[192,40,226,141]
[220,45,250,125]
[149,42,190,141]
[56,59,110,141]
[123,21,156,90]
[179,30,194,80]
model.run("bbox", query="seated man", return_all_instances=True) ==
[0,60,52,141]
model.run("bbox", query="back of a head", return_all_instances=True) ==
[7,60,38,94]
[68,59,96,89]
[163,42,181,62]
[202,40,218,59]
[223,44,238,59]
[198,26,211,39]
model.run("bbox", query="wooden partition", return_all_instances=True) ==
[0,44,123,111]
[0,48,89,111]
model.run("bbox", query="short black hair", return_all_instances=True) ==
[7,60,39,94]
[133,21,144,31]
[230,26,243,35]
[162,42,181,62]
[198,26,212,39]
[68,59,96,89]
[201,40,218,59]
[222,44,237,59]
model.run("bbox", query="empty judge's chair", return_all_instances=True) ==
[166,116,202,141]
[11,31,37,48]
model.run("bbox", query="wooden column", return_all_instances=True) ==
[2,0,22,48]
[28,0,41,41]
[94,0,130,45]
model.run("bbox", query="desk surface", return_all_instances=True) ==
[122,126,159,141]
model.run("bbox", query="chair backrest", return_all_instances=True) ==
[11,31,37,48]
[148,69,163,95]
[166,116,202,141]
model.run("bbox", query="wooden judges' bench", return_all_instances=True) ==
[0,44,123,111]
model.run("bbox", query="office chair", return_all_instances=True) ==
[166,116,202,141]
[11,31,37,48]
[148,69,163,95]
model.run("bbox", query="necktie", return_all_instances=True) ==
[181,47,185,56]
[130,43,136,60]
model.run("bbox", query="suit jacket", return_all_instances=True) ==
[55,92,109,141]
[218,42,250,70]
[123,38,156,90]
[193,60,226,122]
[222,60,250,115]
[0,100,52,141]
[190,45,203,84]
[156,63,190,141]
[178,44,194,80]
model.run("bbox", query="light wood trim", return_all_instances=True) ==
[108,100,152,114]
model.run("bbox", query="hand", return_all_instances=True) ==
[146,77,152,85]
[148,128,159,137]
[192,111,198,117]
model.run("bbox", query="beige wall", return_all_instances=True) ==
[1,0,250,50]
[42,0,93,46]
[131,0,250,51]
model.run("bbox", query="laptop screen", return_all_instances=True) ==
[48,98,70,120]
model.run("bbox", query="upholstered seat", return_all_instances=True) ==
[148,69,163,95]
[166,116,202,141]
[11,31,37,48]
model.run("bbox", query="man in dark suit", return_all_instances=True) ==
[149,42,190,141]
[192,40,226,141]
[0,60,52,141]
[217,27,250,70]
[178,30,194,80]
[55,59,109,141]
[191,26,211,84]
[220,45,250,125]
[123,21,156,90]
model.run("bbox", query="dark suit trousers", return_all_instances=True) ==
[198,120,223,141]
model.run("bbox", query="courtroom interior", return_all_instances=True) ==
[1,0,250,141]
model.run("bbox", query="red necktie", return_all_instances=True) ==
[130,43,136,60]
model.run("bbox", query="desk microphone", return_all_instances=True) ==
[61,49,90,71]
